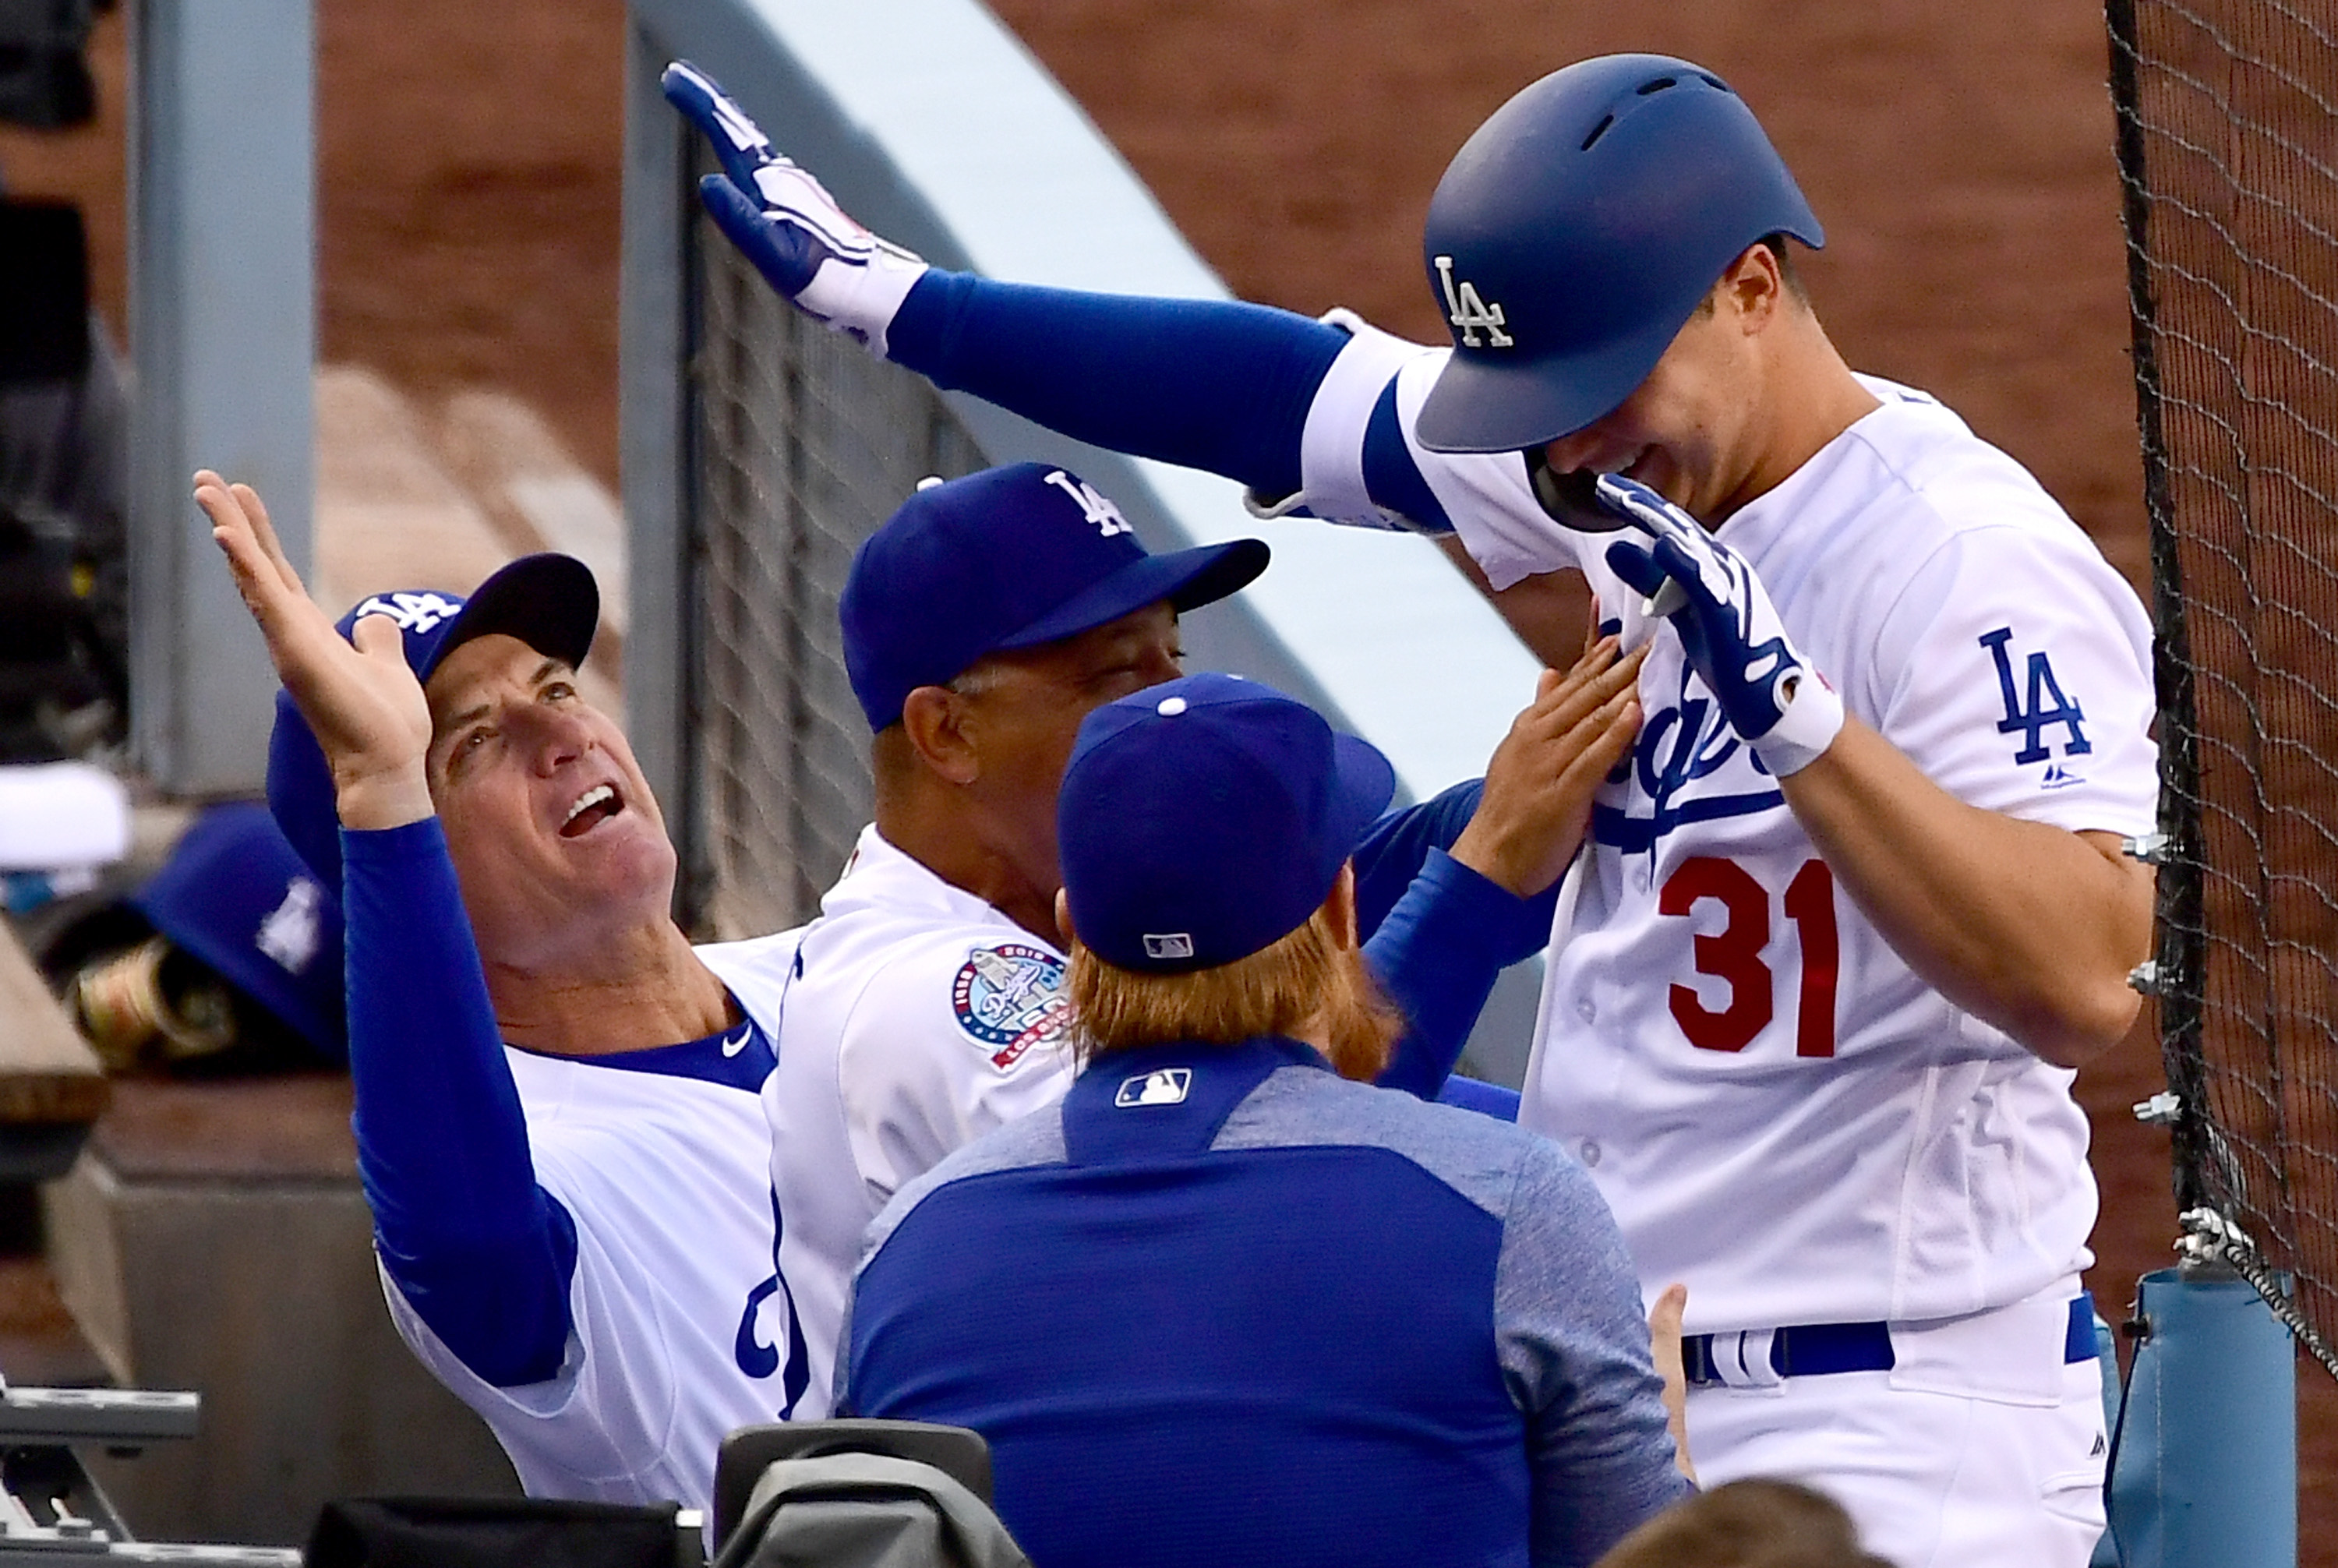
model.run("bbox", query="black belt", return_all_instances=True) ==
[1683,1292,2096,1388]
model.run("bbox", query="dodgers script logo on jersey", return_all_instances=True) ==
[952,943,1068,1069]
[1591,645,1785,857]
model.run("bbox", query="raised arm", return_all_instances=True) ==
[198,475,580,1386]
[662,63,1427,514]
[199,474,432,832]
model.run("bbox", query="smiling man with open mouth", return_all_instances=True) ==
[198,472,818,1532]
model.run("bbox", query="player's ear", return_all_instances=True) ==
[1722,242,1785,331]
[899,684,981,786]
[1053,888,1075,948]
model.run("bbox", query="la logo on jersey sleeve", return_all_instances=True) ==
[1980,627,2091,789]
[952,943,1068,1069]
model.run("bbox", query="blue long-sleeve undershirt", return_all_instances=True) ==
[893,271,1458,535]
[1356,781,1559,1100]
[892,274,1344,502]
[342,820,577,1389]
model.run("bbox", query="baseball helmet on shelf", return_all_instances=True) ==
[1415,55,1824,455]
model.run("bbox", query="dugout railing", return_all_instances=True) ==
[617,0,1549,1082]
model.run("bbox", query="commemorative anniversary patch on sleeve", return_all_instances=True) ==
[952,942,1068,1069]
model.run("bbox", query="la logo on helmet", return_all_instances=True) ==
[1434,255,1515,349]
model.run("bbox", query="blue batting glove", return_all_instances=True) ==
[1597,475,1844,775]
[662,60,928,357]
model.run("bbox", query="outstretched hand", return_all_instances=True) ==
[1450,626,1645,899]
[662,59,928,357]
[194,471,435,831]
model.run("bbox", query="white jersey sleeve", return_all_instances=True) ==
[1257,314,1594,588]
[1864,517,2157,838]
[382,1205,708,1498]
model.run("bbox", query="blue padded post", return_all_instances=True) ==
[2107,1266,2294,1568]
[2092,1313,2121,1568]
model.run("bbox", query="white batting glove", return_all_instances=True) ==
[1596,475,1845,776]
[663,60,928,359]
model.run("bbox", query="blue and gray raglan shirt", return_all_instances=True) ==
[840,1036,1690,1568]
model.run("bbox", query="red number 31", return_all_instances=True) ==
[1657,857,1838,1057]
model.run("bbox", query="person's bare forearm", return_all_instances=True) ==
[1781,717,2153,1067]
[1435,539,1592,671]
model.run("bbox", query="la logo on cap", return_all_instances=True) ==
[1143,932,1195,960]
[354,590,462,634]
[1115,1068,1192,1108]
[1042,469,1132,538]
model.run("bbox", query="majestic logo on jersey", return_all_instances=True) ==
[351,590,463,635]
[952,943,1068,1068]
[1042,469,1132,537]
[1114,1067,1192,1107]
[1432,255,1515,349]
[1980,627,2091,766]
[254,877,323,973]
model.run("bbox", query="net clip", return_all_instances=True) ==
[2121,831,2170,863]
[2128,959,2163,996]
[2133,1090,2181,1125]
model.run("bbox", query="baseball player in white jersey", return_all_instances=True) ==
[1303,344,2151,1566]
[388,934,811,1510]
[666,51,2156,1567]
[761,825,1070,1411]
[201,477,821,1524]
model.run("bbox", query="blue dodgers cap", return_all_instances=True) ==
[839,462,1270,731]
[267,554,600,891]
[134,803,348,1061]
[1058,673,1395,974]
[1415,55,1823,454]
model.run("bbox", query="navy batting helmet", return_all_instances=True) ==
[1414,55,1824,454]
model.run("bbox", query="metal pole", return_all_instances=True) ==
[127,0,316,796]
[619,19,695,899]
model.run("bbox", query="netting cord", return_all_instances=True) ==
[2176,1207,2338,1380]
[2107,0,2222,1221]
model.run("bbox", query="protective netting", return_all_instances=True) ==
[2109,0,2338,1365]
[683,200,987,941]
